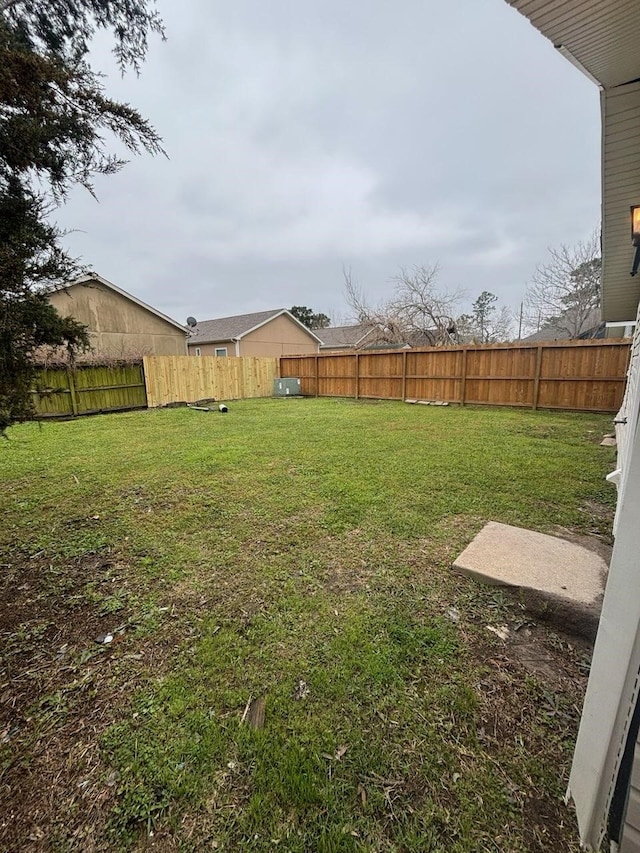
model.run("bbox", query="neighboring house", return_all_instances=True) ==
[319,324,437,351]
[318,324,387,351]
[47,274,188,358]
[522,308,605,342]
[187,309,321,357]
[505,3,640,852]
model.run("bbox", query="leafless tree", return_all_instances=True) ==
[343,264,465,346]
[525,231,601,338]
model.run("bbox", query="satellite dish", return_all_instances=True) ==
[186,316,197,328]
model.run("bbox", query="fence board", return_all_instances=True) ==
[280,339,631,413]
[31,363,147,418]
[143,355,278,407]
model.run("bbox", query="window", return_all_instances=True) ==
[215,347,228,357]
[195,347,201,356]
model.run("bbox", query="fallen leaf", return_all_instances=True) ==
[335,744,348,761]
[486,625,510,641]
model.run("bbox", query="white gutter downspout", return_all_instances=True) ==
[234,338,240,357]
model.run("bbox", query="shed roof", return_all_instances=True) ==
[188,309,323,345]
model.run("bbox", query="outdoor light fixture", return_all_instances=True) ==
[631,206,640,276]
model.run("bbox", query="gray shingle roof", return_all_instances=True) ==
[318,324,439,349]
[318,324,375,347]
[188,309,287,343]
[522,308,602,342]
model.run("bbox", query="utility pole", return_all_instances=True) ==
[517,302,523,340]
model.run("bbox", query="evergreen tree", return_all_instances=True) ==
[0,0,164,431]
[290,306,331,330]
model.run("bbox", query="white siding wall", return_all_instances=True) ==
[569,302,640,849]
[601,84,640,324]
[622,739,640,853]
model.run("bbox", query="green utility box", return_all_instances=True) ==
[273,378,302,397]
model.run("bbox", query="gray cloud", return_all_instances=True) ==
[55,0,601,327]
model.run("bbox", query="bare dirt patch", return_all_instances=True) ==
[0,551,181,853]
[467,617,590,853]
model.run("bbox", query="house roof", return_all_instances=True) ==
[505,0,640,89]
[521,308,603,342]
[318,324,379,348]
[506,0,640,324]
[54,274,188,334]
[188,308,323,345]
[318,324,440,349]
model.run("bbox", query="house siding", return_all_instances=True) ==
[601,83,640,324]
[621,735,640,853]
[49,281,187,357]
[617,320,640,853]
[568,300,640,849]
[189,342,235,356]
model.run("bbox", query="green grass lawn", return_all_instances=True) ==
[0,399,616,852]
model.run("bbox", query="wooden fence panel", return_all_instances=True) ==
[73,364,147,414]
[279,356,317,396]
[30,368,75,417]
[143,355,278,407]
[31,363,147,418]
[280,339,631,413]
[407,349,464,403]
[317,353,357,398]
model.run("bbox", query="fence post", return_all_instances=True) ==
[355,353,360,400]
[532,346,543,410]
[460,348,467,406]
[401,350,407,401]
[66,367,79,416]
[315,355,319,398]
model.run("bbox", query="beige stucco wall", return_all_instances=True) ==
[49,281,187,357]
[240,314,318,356]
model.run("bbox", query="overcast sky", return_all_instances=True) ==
[56,0,601,327]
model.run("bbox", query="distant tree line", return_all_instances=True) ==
[290,306,331,330]
[343,265,512,346]
[340,229,601,349]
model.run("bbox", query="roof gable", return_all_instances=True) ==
[57,274,187,334]
[189,309,323,344]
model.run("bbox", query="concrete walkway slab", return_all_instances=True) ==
[453,522,610,638]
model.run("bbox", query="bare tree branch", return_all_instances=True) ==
[343,263,466,347]
[525,230,601,338]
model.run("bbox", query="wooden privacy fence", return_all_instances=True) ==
[31,362,147,418]
[280,339,631,413]
[143,355,278,407]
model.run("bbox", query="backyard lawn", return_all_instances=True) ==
[0,399,616,852]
